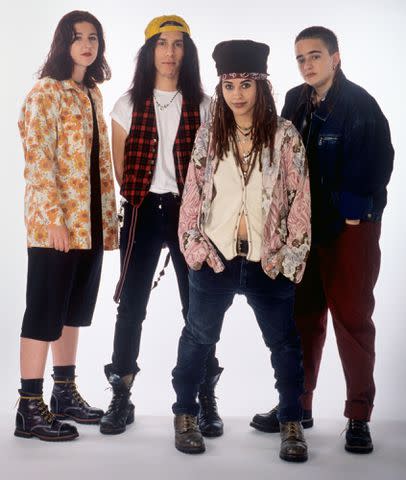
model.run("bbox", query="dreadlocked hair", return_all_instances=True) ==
[211,79,278,171]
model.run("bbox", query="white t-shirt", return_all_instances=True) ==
[111,90,212,194]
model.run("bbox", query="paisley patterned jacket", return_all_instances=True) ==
[19,77,118,250]
[178,117,311,283]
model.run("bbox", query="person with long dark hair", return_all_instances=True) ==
[100,15,223,437]
[16,11,118,441]
[171,40,311,462]
[250,26,394,454]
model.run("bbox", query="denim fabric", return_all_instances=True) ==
[172,256,304,421]
[111,193,219,377]
[282,70,393,244]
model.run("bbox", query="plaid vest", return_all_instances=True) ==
[120,96,201,207]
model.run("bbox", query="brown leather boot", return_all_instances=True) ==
[174,414,205,454]
[279,421,308,462]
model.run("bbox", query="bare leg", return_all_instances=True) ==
[51,326,79,366]
[20,337,49,379]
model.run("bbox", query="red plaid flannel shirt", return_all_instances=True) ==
[120,96,201,207]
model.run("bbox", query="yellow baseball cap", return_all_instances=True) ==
[144,15,191,41]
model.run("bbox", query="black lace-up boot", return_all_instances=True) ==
[198,369,224,437]
[279,421,308,462]
[50,375,104,424]
[174,414,205,454]
[99,364,135,435]
[15,391,78,442]
[250,404,314,433]
[345,419,373,453]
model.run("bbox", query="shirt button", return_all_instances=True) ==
[152,138,157,143]
[367,214,372,219]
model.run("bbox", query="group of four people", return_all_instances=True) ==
[16,10,393,463]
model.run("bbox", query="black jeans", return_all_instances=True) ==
[172,256,304,421]
[111,193,219,378]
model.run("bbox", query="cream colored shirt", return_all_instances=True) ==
[204,150,263,261]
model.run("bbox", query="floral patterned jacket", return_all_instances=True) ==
[178,117,311,283]
[19,77,118,250]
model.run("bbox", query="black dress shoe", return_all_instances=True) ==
[345,419,373,454]
[279,421,308,463]
[100,365,135,435]
[50,376,104,424]
[15,392,78,442]
[198,370,224,437]
[174,414,205,454]
[250,405,313,433]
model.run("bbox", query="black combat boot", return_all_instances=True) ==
[50,375,104,424]
[15,391,78,442]
[198,369,224,437]
[174,414,205,454]
[345,419,373,454]
[250,404,314,433]
[99,364,135,435]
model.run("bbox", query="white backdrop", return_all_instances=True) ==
[1,0,405,421]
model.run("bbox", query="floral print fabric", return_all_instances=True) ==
[178,118,311,283]
[19,77,118,250]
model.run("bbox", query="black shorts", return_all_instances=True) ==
[21,247,103,341]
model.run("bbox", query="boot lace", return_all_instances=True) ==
[105,390,127,415]
[284,421,302,439]
[181,415,198,432]
[199,393,218,417]
[69,382,88,407]
[37,398,56,424]
[348,419,368,432]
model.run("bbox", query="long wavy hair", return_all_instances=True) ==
[38,10,111,88]
[211,79,277,170]
[129,32,204,109]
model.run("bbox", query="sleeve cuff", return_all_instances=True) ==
[339,191,373,220]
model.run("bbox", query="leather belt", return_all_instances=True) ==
[236,239,249,256]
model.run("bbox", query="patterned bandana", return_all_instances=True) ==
[220,72,269,80]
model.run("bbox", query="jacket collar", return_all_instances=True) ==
[61,79,97,97]
[306,70,346,122]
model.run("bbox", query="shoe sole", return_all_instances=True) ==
[345,444,373,454]
[250,418,314,433]
[201,428,224,438]
[99,412,134,435]
[53,413,102,425]
[279,452,308,463]
[175,444,206,454]
[14,429,79,442]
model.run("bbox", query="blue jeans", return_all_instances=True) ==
[172,255,304,422]
[111,193,220,378]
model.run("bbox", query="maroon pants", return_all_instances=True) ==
[295,221,381,421]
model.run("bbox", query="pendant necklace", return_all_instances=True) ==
[236,127,253,166]
[153,90,180,111]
